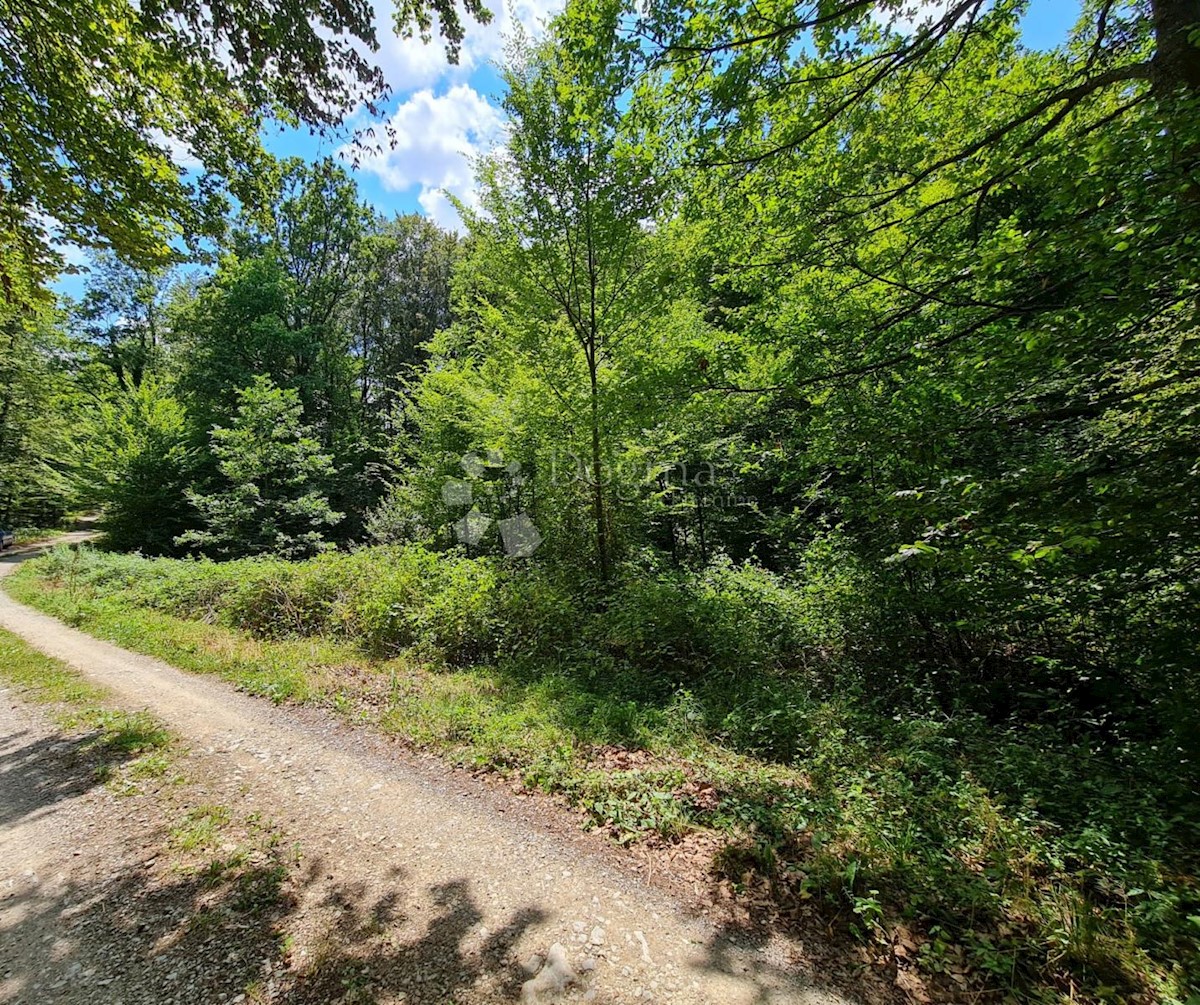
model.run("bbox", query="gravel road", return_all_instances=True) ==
[0,539,862,1005]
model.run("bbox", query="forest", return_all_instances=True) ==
[1,0,1198,1002]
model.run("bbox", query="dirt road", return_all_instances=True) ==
[0,541,860,1005]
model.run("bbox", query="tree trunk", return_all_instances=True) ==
[1151,0,1200,226]
[1151,0,1200,94]
[588,349,610,580]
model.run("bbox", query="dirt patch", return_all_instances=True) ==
[0,699,291,1004]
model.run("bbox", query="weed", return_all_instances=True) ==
[171,804,232,852]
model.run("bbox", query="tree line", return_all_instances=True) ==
[3,158,455,547]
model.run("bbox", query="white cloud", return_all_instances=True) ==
[371,18,467,93]
[460,0,564,67]
[340,0,563,230]
[345,84,505,230]
[372,0,564,94]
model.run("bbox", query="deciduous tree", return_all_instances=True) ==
[0,0,489,299]
[463,0,669,578]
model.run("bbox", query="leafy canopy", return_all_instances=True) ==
[0,0,489,301]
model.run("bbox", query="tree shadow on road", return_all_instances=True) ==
[693,918,883,1005]
[0,850,550,1005]
[0,720,551,1004]
[0,719,292,1002]
[0,656,874,1005]
[0,726,158,831]
[283,872,547,1004]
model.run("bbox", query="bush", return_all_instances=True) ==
[28,538,866,680]
[95,382,197,554]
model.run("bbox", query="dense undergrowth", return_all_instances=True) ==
[8,543,1198,1004]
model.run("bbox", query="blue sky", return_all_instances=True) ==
[55,0,1081,297]
[259,0,556,232]
[1020,0,1081,46]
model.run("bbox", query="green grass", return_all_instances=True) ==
[13,527,59,546]
[10,514,83,545]
[0,628,176,788]
[170,803,233,851]
[5,548,1198,1005]
[6,575,319,703]
[0,630,109,705]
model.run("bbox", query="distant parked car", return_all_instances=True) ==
[0,528,13,549]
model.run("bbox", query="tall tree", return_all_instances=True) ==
[0,303,77,525]
[74,254,173,392]
[465,1,668,578]
[174,161,367,441]
[89,380,196,554]
[268,158,371,337]
[260,157,369,449]
[348,213,458,430]
[171,252,302,438]
[637,0,1200,711]
[178,376,341,558]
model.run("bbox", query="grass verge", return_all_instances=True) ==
[0,628,175,789]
